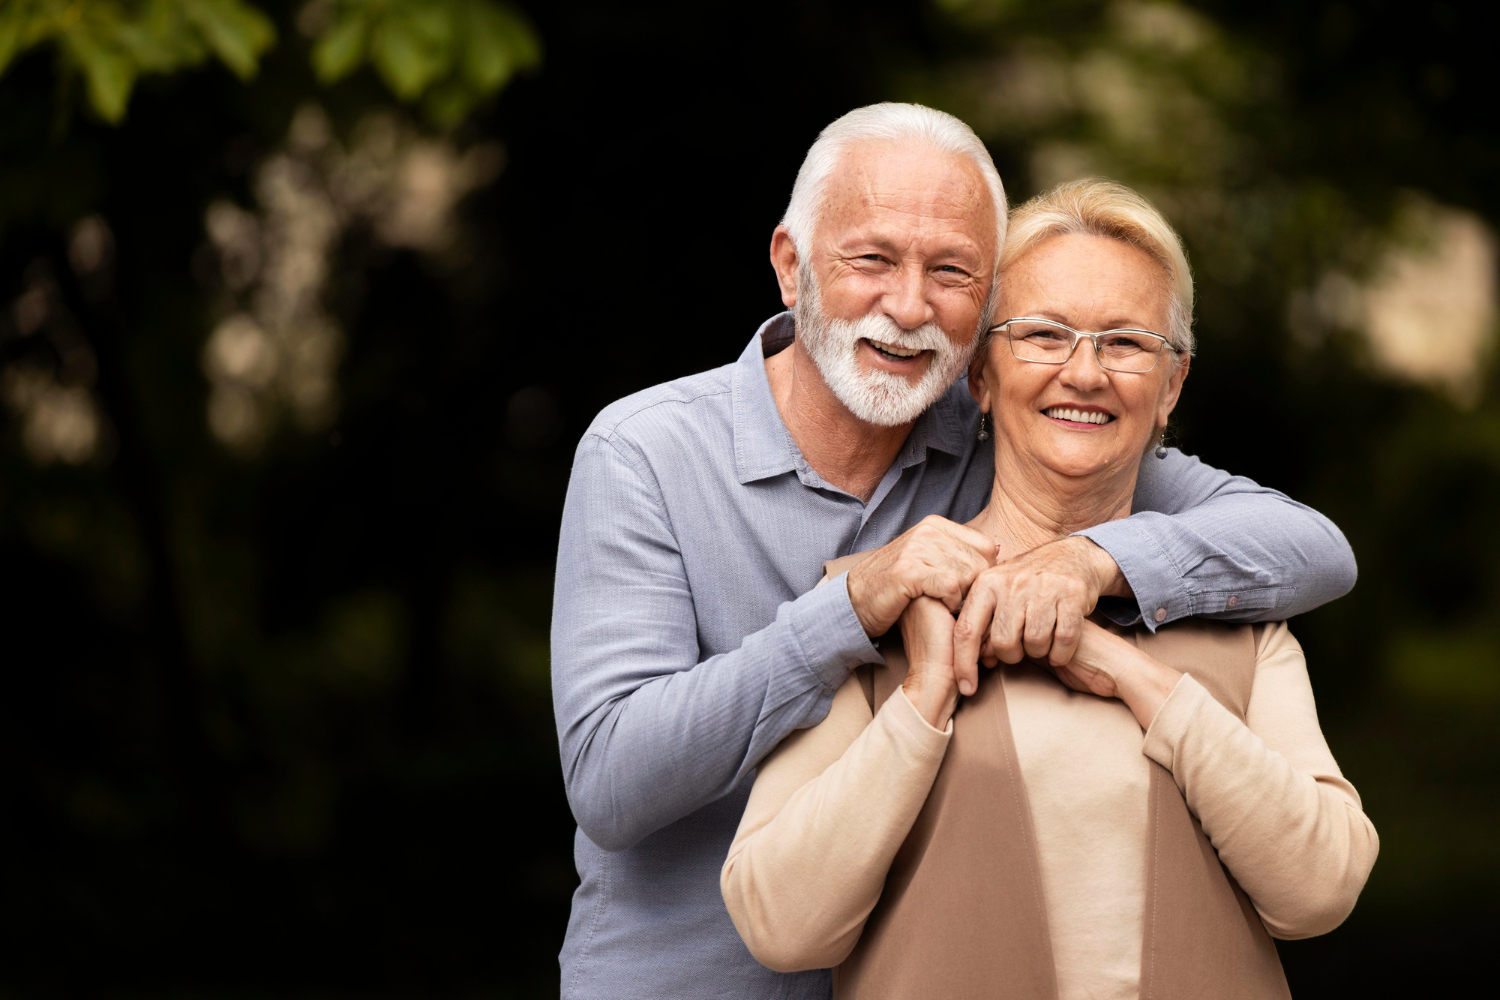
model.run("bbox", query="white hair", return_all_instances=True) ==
[781,103,1008,268]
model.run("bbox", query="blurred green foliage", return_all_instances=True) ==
[311,0,541,127]
[0,0,277,121]
[0,0,1496,995]
[0,0,538,125]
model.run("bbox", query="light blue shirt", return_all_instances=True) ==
[550,313,1355,999]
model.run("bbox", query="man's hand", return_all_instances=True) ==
[953,536,1128,671]
[846,516,998,638]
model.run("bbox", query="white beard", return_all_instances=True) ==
[796,274,975,428]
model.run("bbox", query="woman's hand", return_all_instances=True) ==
[1055,621,1183,730]
[897,596,963,729]
[952,536,1128,671]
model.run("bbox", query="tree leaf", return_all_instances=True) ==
[370,5,453,100]
[120,0,211,73]
[423,79,477,130]
[311,8,369,84]
[402,1,456,51]
[0,0,29,77]
[181,0,276,81]
[58,21,138,124]
[460,1,513,94]
[489,2,541,73]
[457,2,540,100]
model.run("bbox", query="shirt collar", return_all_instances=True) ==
[732,312,974,486]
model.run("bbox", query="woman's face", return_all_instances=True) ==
[972,233,1188,480]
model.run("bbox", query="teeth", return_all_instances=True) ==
[1045,406,1112,425]
[869,339,922,359]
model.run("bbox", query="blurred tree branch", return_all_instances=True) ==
[0,0,540,126]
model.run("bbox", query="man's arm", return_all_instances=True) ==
[951,447,1356,671]
[1079,447,1356,627]
[550,433,877,852]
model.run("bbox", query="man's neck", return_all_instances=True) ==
[764,340,913,504]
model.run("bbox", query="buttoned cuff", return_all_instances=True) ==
[1141,673,1208,773]
[1074,519,1189,632]
[790,571,884,690]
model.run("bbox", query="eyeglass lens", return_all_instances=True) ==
[1006,321,1165,372]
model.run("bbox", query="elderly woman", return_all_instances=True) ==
[720,179,1378,999]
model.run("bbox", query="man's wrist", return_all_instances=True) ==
[845,562,883,635]
[1073,535,1131,599]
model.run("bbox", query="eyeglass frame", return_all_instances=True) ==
[989,316,1180,373]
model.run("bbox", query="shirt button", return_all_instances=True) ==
[1154,607,1168,622]
[1226,595,1239,608]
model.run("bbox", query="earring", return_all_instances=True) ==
[1154,430,1168,459]
[977,412,991,442]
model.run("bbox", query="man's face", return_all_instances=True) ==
[794,143,998,427]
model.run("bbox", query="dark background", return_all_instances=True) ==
[1,0,1497,996]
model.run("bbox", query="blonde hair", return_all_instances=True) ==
[999,178,1194,357]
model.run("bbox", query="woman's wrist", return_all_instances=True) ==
[902,675,959,730]
[1114,649,1182,730]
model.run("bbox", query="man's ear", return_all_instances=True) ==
[770,226,801,309]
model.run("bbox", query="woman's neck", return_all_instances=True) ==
[968,443,1138,560]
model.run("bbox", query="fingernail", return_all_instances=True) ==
[960,680,974,696]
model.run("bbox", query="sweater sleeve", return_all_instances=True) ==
[721,668,951,972]
[1141,623,1379,938]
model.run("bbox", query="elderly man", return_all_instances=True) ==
[550,104,1354,1000]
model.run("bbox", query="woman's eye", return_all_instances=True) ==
[1100,336,1146,354]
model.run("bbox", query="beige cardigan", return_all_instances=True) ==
[721,620,1377,999]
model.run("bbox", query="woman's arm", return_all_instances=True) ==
[721,600,957,971]
[1063,621,1378,938]
[1140,623,1378,937]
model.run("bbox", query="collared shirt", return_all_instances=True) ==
[550,313,1355,1000]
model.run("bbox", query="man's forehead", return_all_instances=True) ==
[821,141,995,245]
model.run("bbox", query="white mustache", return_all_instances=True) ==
[829,313,952,354]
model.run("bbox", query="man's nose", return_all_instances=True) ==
[1058,337,1110,389]
[880,264,935,331]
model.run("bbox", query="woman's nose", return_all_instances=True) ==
[1058,338,1110,389]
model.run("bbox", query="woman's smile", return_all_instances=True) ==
[1041,405,1115,427]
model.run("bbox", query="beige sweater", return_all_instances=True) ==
[722,622,1377,999]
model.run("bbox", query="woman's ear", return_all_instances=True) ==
[968,345,994,413]
[1154,352,1190,428]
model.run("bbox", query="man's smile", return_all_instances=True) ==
[866,338,925,360]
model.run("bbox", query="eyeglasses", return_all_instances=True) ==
[990,317,1178,373]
